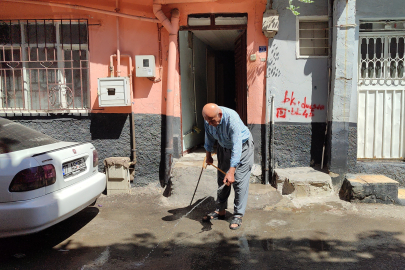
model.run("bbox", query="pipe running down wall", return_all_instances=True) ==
[153,3,179,187]
[152,0,217,187]
[2,0,159,23]
[154,0,217,3]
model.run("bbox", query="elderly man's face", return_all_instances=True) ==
[203,113,221,127]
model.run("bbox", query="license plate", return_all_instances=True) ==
[62,158,86,178]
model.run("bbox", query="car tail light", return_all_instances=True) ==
[93,150,99,168]
[9,164,56,192]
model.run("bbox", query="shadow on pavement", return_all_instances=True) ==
[0,206,99,262]
[162,196,239,233]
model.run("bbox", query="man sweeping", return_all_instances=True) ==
[201,103,254,230]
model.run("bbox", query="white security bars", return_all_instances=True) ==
[0,20,89,112]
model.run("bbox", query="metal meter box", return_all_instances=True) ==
[98,77,131,107]
[104,157,131,195]
[135,55,156,77]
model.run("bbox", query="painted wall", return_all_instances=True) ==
[0,0,268,121]
[325,0,356,188]
[0,0,164,116]
[266,0,329,169]
[268,0,329,124]
[7,114,132,169]
[169,0,268,125]
[0,0,268,183]
[0,0,166,184]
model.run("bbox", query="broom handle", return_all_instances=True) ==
[208,163,227,175]
[207,153,226,175]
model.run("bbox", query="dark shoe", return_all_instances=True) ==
[229,216,242,230]
[202,211,225,222]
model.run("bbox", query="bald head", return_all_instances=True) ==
[202,103,219,118]
[202,103,222,127]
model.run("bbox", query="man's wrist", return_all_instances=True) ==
[228,167,236,174]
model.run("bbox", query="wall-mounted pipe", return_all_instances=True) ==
[153,3,179,187]
[109,54,133,82]
[109,53,135,164]
[270,94,275,185]
[154,0,217,3]
[2,0,159,23]
[116,0,122,78]
[321,0,334,170]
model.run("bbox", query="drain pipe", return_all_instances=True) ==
[110,53,136,164]
[270,94,275,184]
[321,0,334,170]
[153,3,180,186]
[155,0,217,3]
[264,79,270,185]
[116,0,121,78]
[3,0,159,23]
[114,0,135,165]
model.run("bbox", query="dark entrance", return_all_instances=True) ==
[179,14,248,152]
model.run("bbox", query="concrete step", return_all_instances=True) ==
[274,167,334,198]
[340,174,399,204]
[173,151,262,183]
[398,188,405,206]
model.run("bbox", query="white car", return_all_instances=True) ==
[0,118,106,238]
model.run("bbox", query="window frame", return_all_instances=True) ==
[296,15,329,59]
[0,20,90,114]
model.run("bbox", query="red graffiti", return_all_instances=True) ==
[282,91,296,106]
[290,107,301,116]
[301,97,325,111]
[276,108,287,118]
[276,91,324,119]
[303,110,314,118]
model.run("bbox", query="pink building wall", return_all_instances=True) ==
[0,0,267,124]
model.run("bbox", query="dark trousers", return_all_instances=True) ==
[216,135,254,217]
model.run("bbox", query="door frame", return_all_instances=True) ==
[179,13,249,150]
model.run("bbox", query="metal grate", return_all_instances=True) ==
[359,34,405,82]
[358,31,405,159]
[0,19,89,112]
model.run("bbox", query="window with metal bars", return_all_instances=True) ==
[0,20,89,112]
[297,17,329,57]
[359,21,405,82]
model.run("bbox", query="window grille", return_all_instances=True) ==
[298,20,329,57]
[0,20,89,112]
[359,34,405,82]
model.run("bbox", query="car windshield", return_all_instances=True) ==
[0,118,59,154]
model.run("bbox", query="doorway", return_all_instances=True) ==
[179,26,247,152]
[357,21,405,160]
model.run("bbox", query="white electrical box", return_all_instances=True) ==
[98,77,131,107]
[104,157,131,195]
[135,55,156,77]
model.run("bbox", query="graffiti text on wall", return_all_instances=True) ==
[276,91,325,119]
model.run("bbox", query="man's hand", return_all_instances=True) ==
[206,152,213,165]
[224,167,236,186]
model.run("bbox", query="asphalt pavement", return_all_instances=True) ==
[2,153,405,269]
